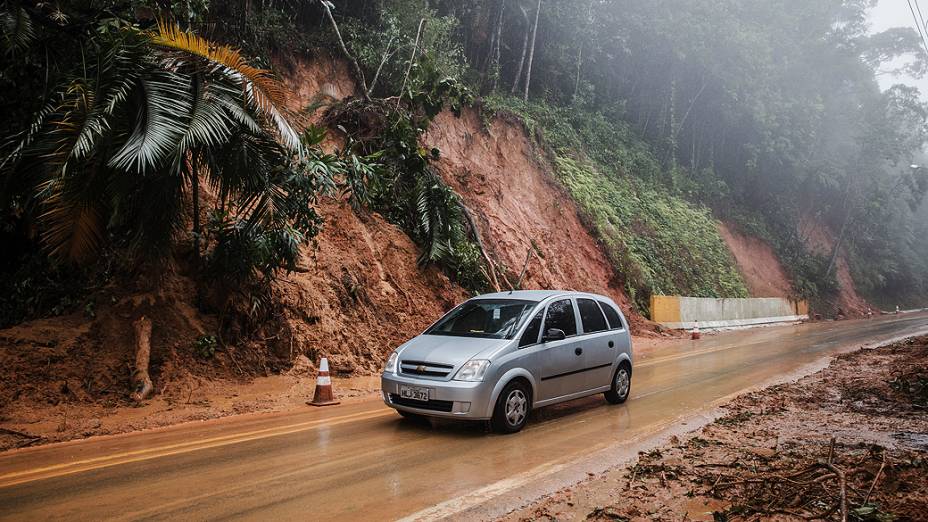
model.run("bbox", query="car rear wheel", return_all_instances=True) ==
[604,363,631,404]
[491,381,531,434]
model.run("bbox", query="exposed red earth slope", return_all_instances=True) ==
[717,221,793,298]
[0,55,466,436]
[799,213,869,316]
[424,108,648,330]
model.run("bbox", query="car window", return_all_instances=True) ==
[426,299,538,339]
[543,299,577,337]
[519,311,543,347]
[598,301,624,330]
[578,298,608,333]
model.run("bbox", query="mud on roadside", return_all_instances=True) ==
[505,335,928,521]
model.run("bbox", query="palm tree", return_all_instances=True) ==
[0,19,345,401]
[1,20,301,263]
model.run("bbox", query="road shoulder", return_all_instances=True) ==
[502,335,928,521]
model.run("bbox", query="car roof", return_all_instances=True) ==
[472,290,611,302]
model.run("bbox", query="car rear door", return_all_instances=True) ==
[575,298,617,390]
[536,298,586,401]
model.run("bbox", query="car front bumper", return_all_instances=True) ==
[381,372,495,420]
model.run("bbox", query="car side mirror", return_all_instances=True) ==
[543,328,566,342]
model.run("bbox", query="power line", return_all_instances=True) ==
[906,0,928,58]
[910,0,928,49]
[914,0,928,45]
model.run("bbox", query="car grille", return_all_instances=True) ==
[389,394,454,412]
[399,360,454,378]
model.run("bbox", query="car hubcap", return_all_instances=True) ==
[615,369,630,398]
[505,389,527,426]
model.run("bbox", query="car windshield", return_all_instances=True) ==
[426,299,539,339]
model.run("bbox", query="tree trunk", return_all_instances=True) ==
[490,0,505,93]
[397,18,426,108]
[192,154,200,264]
[826,184,855,279]
[131,316,154,402]
[572,43,583,100]
[523,0,542,102]
[321,0,370,101]
[511,4,530,94]
[367,35,395,97]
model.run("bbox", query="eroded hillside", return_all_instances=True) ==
[717,222,793,298]
[425,109,642,326]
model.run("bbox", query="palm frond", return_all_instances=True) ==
[0,6,35,54]
[108,71,192,174]
[150,21,300,151]
[177,80,237,153]
[0,94,60,174]
[39,183,106,262]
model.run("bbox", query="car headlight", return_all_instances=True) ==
[453,359,491,382]
[383,351,399,374]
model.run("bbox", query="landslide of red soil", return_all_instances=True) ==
[717,221,792,297]
[799,213,869,316]
[0,201,464,443]
[0,55,466,441]
[425,108,648,330]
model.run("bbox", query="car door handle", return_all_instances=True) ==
[575,347,583,356]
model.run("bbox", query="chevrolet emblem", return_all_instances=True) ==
[416,365,426,373]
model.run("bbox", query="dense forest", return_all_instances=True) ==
[2,0,927,334]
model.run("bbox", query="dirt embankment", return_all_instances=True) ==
[507,335,928,521]
[425,108,647,330]
[717,222,793,298]
[0,54,467,445]
[799,214,870,316]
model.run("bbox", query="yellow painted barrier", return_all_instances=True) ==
[649,295,809,329]
[650,295,681,323]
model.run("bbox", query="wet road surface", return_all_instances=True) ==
[2,313,927,521]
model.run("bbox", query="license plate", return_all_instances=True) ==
[399,385,430,402]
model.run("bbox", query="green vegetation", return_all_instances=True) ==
[4,0,928,331]
[192,334,218,359]
[481,94,747,311]
[554,157,747,310]
[0,8,380,330]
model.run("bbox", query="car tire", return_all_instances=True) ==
[491,380,531,434]
[604,362,631,404]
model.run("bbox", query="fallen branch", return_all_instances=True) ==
[0,427,43,440]
[821,462,848,522]
[460,203,501,292]
[515,245,534,289]
[864,452,887,505]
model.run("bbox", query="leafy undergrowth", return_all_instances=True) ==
[482,95,748,313]
[554,157,748,311]
[506,335,928,522]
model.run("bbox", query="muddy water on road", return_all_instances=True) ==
[1,314,927,521]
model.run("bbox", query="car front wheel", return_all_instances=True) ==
[604,363,631,404]
[491,380,531,434]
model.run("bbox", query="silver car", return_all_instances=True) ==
[381,290,633,433]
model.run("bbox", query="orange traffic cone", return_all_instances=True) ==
[691,321,701,340]
[308,357,340,407]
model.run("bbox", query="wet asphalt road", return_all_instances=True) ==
[1,313,927,521]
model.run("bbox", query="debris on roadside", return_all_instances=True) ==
[505,335,928,522]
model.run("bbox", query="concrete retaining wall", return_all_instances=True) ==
[651,295,808,330]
